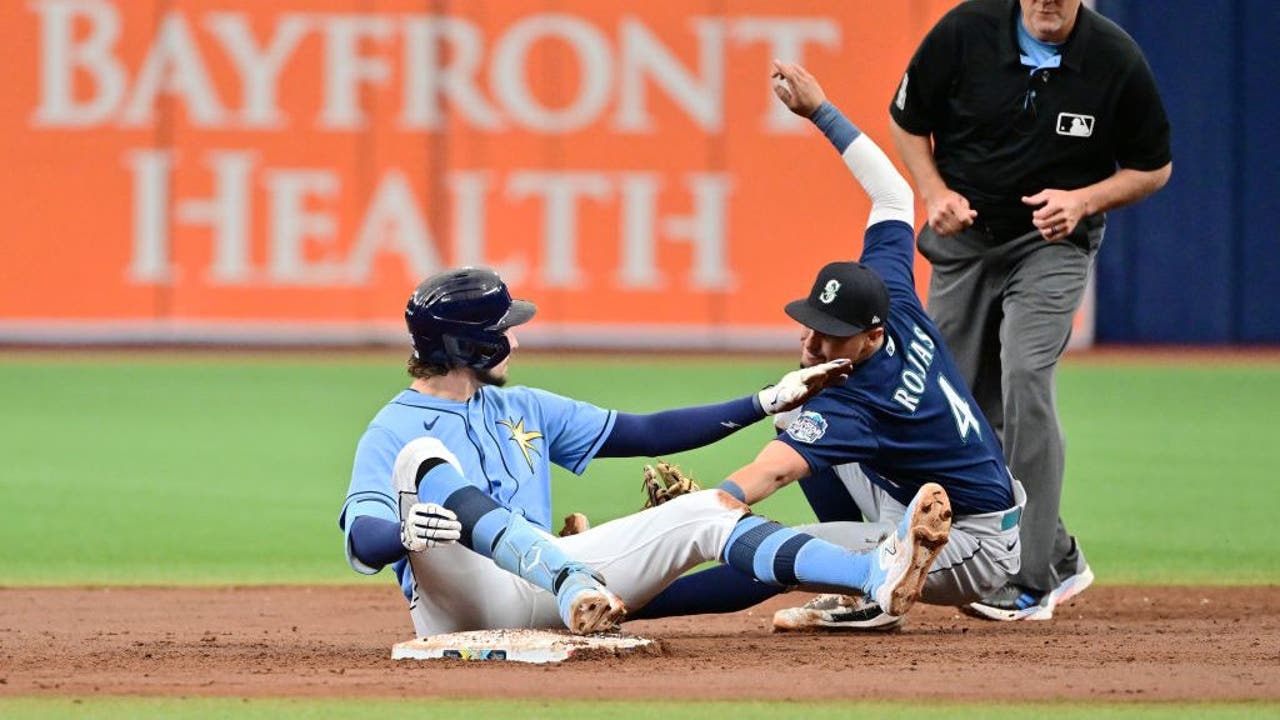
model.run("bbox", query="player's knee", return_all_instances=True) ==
[662,489,749,517]
[392,436,464,493]
[711,488,750,512]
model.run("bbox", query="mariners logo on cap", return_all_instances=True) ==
[819,279,840,304]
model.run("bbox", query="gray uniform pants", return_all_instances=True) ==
[917,218,1103,593]
[798,465,1026,606]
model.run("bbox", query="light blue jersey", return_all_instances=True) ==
[338,385,616,600]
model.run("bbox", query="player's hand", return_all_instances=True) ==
[758,359,852,415]
[1023,188,1089,241]
[558,512,590,537]
[770,59,827,118]
[400,502,461,553]
[926,189,978,236]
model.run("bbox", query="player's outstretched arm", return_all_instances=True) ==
[772,60,914,229]
[596,360,850,458]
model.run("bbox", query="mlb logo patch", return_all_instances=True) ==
[786,411,828,444]
[1056,112,1095,137]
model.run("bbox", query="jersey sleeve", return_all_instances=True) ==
[810,105,915,229]
[860,219,924,315]
[339,425,401,575]
[889,9,961,136]
[775,393,879,475]
[526,388,617,475]
[806,102,919,300]
[1112,54,1172,171]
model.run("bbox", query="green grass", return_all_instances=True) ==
[1055,364,1280,583]
[0,352,1277,585]
[1,698,1277,720]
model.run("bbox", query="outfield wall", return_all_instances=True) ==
[8,2,1276,347]
[1095,0,1279,344]
[1,0,978,350]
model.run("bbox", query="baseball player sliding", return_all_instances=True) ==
[339,269,954,637]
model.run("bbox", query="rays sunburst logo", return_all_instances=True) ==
[497,417,543,471]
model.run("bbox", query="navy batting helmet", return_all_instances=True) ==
[405,267,536,370]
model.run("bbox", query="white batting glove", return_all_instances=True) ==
[400,502,462,553]
[757,359,852,415]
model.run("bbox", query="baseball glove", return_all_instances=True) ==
[641,460,702,509]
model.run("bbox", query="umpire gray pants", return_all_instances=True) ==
[917,218,1103,593]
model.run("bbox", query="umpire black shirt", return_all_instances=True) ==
[890,0,1171,238]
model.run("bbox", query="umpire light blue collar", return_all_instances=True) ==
[998,0,1091,71]
[785,262,890,337]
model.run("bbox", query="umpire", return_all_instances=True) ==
[888,0,1171,620]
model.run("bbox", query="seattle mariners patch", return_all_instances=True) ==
[786,411,828,444]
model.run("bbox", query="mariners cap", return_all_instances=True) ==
[784,261,890,337]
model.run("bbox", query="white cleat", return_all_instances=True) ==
[772,594,903,632]
[865,483,952,617]
[965,563,1095,621]
[1049,563,1094,607]
[1030,563,1096,620]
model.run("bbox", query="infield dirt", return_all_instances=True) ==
[2,586,1277,702]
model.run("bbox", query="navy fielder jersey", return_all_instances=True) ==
[339,385,616,599]
[778,220,1015,515]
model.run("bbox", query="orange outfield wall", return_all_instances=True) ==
[0,1,964,348]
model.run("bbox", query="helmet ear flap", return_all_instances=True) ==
[442,333,511,370]
[409,333,451,368]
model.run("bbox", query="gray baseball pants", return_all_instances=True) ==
[798,465,1025,606]
[916,218,1104,593]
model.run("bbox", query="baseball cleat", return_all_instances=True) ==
[556,569,626,634]
[864,482,952,617]
[964,563,1095,621]
[1045,563,1094,615]
[772,594,903,632]
[963,583,1047,621]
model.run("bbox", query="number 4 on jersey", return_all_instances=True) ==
[938,374,981,441]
